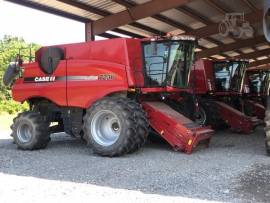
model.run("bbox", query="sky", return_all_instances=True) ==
[0,0,87,45]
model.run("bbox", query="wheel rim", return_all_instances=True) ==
[91,110,121,146]
[219,22,229,36]
[17,122,33,143]
[194,107,207,125]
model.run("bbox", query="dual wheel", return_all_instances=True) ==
[11,97,148,156]
[83,97,149,156]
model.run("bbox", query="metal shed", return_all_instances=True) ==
[5,0,268,67]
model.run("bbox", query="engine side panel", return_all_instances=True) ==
[13,38,144,108]
[12,61,67,106]
[66,60,129,108]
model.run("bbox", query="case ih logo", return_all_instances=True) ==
[24,76,57,83]
[35,76,56,82]
[24,74,115,83]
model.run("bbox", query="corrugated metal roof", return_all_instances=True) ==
[30,0,102,20]
[78,0,126,13]
[4,0,268,64]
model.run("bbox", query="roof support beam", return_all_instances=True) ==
[57,0,161,37]
[241,0,258,12]
[112,0,223,47]
[113,0,190,31]
[176,6,211,25]
[56,0,111,16]
[112,0,134,8]
[204,0,229,14]
[5,0,89,23]
[197,36,267,58]
[98,33,119,39]
[92,0,191,35]
[248,64,270,70]
[249,58,270,67]
[112,28,144,38]
[237,48,270,60]
[85,22,95,41]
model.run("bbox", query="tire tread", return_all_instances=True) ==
[83,97,148,157]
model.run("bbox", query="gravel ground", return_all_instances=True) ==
[0,127,269,203]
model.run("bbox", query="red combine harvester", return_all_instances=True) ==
[3,36,213,156]
[242,66,270,119]
[171,59,260,133]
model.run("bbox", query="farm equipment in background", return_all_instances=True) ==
[168,59,260,133]
[242,66,270,119]
[219,13,254,39]
[3,35,213,156]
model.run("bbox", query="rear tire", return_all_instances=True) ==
[11,111,50,150]
[83,97,148,157]
[264,98,270,156]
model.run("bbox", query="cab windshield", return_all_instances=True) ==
[249,71,267,94]
[214,61,247,92]
[143,40,196,88]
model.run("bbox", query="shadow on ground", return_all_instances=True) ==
[0,127,269,202]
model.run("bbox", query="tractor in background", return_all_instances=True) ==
[3,36,213,157]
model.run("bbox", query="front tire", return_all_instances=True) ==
[194,106,207,126]
[197,98,226,129]
[83,97,148,157]
[11,111,50,150]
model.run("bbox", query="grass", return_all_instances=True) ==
[0,113,15,131]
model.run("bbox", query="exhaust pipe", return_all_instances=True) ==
[263,0,270,42]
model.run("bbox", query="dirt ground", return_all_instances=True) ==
[0,118,269,202]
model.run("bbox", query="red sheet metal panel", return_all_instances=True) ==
[143,101,213,154]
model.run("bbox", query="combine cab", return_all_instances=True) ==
[242,67,270,119]
[3,36,213,156]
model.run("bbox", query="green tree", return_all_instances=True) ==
[0,35,40,114]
